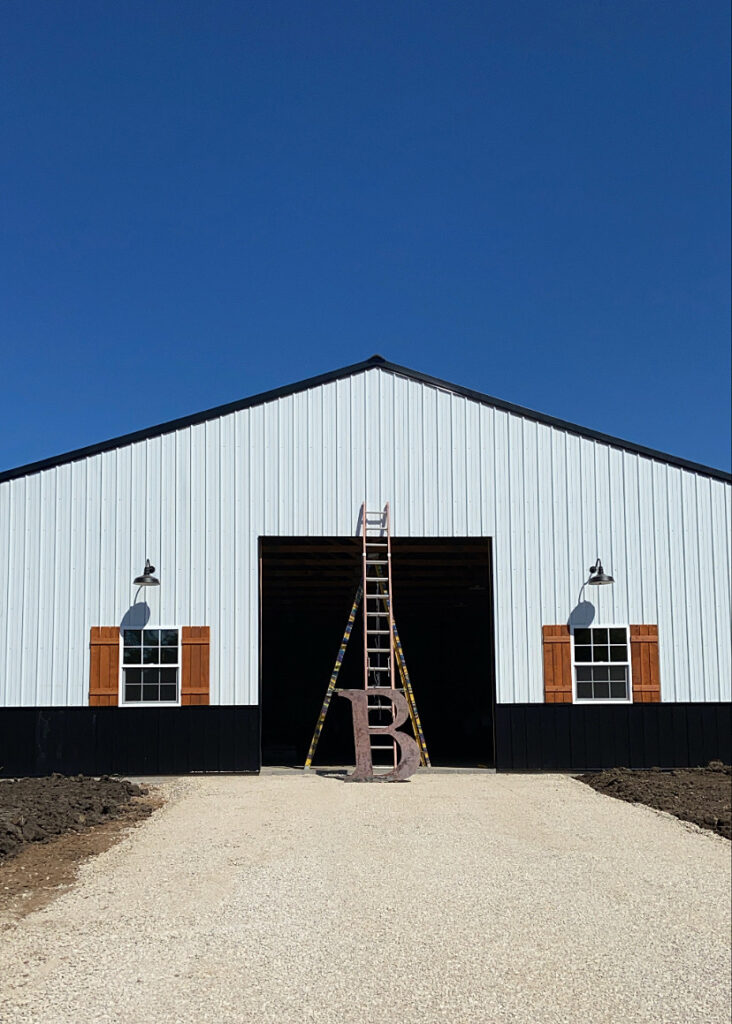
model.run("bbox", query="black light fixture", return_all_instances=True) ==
[133,559,160,587]
[587,558,614,586]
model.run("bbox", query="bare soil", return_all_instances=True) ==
[579,761,731,839]
[0,774,158,920]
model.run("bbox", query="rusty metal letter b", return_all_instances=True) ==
[336,688,420,782]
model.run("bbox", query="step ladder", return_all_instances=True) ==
[362,503,397,766]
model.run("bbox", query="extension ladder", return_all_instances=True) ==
[362,503,398,766]
[303,503,430,771]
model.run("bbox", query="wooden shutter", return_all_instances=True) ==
[89,627,120,706]
[181,627,210,705]
[543,625,572,703]
[630,625,661,702]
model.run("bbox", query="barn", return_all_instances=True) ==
[0,355,730,776]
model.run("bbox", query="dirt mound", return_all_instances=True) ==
[579,762,731,839]
[0,774,152,861]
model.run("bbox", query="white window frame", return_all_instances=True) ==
[119,627,182,707]
[570,624,633,705]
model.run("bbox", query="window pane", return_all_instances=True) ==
[143,647,159,664]
[160,669,177,686]
[609,628,626,645]
[123,629,142,646]
[142,684,159,701]
[593,646,609,662]
[574,646,591,663]
[610,646,627,662]
[593,679,610,699]
[574,629,591,646]
[576,667,592,682]
[160,684,177,702]
[125,684,142,702]
[143,629,160,646]
[125,668,141,685]
[610,680,627,699]
[160,647,177,664]
[609,666,627,681]
[576,682,592,699]
[160,629,178,647]
[123,647,141,665]
[143,669,159,686]
[592,628,608,645]
[593,666,610,682]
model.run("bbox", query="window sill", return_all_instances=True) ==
[573,698,633,706]
[119,701,182,709]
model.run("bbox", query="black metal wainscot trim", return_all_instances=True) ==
[495,702,732,771]
[0,706,261,777]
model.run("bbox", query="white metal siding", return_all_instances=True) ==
[0,367,730,707]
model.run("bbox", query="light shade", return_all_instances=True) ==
[133,559,160,587]
[587,558,614,586]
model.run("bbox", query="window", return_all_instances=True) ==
[572,626,631,702]
[121,628,180,705]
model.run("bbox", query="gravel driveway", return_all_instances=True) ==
[1,772,729,1024]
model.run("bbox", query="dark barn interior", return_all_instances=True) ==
[260,537,495,767]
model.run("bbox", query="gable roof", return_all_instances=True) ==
[1,355,730,484]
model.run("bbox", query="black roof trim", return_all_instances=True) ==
[1,354,730,484]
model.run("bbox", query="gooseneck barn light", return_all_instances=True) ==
[133,559,160,587]
[587,558,614,586]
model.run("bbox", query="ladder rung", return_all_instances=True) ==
[365,560,388,565]
[368,629,390,634]
[366,612,389,617]
[369,666,390,672]
[367,648,390,654]
[365,577,389,582]
[365,542,388,547]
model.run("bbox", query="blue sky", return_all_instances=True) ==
[1,1,729,472]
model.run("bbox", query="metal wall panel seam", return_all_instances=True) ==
[637,458,656,626]
[67,462,85,705]
[7,479,22,703]
[667,468,689,699]
[492,409,510,702]
[0,482,12,702]
[710,481,731,700]
[650,461,672,700]
[36,469,53,704]
[595,445,613,620]
[22,475,40,705]
[694,476,713,701]
[606,448,625,627]
[523,420,541,702]
[681,470,703,700]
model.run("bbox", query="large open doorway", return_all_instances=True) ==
[259,537,495,767]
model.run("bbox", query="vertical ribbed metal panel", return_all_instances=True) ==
[0,367,730,707]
